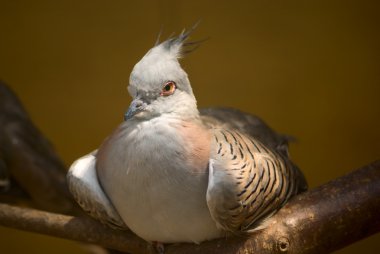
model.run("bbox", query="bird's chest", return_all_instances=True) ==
[102,118,210,178]
[96,119,219,242]
[99,119,192,187]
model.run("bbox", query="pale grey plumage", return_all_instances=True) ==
[67,151,126,230]
[67,26,307,244]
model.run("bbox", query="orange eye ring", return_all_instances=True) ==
[160,81,176,96]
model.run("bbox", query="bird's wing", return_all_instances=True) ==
[201,107,307,192]
[200,107,292,156]
[206,129,304,232]
[67,151,127,230]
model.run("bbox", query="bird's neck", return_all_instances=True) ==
[122,114,210,174]
[169,96,200,120]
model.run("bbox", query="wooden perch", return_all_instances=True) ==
[0,160,379,254]
[0,81,379,253]
[0,203,150,253]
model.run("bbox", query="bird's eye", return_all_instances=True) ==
[160,81,176,96]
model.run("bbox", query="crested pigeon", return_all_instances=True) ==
[67,26,307,245]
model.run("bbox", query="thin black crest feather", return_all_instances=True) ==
[154,25,164,46]
[175,20,201,44]
[159,20,207,56]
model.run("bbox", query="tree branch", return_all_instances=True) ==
[0,203,151,254]
[0,160,379,254]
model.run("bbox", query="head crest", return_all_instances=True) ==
[154,21,207,59]
[129,22,205,97]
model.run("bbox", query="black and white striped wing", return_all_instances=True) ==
[67,152,127,230]
[206,129,299,232]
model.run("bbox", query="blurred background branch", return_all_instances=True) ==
[0,81,78,214]
[0,82,379,254]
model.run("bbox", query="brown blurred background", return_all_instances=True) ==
[0,0,379,253]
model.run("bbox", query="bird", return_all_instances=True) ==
[67,25,307,247]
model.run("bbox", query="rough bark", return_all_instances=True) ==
[0,203,151,253]
[0,160,379,254]
[0,81,379,253]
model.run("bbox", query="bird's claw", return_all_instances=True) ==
[152,241,165,254]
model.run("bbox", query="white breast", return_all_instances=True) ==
[96,117,222,243]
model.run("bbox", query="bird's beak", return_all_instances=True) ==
[124,97,147,121]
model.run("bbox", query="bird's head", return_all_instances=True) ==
[125,26,202,121]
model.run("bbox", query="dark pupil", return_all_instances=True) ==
[164,84,171,91]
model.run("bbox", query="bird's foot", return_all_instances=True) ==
[152,241,165,254]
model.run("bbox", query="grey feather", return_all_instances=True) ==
[201,107,290,155]
[154,25,164,46]
[160,21,206,57]
[207,128,305,232]
[200,107,308,193]
[67,151,127,230]
[202,107,307,232]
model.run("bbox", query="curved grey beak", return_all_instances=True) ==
[124,98,147,121]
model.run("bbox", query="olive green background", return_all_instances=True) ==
[0,0,379,253]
